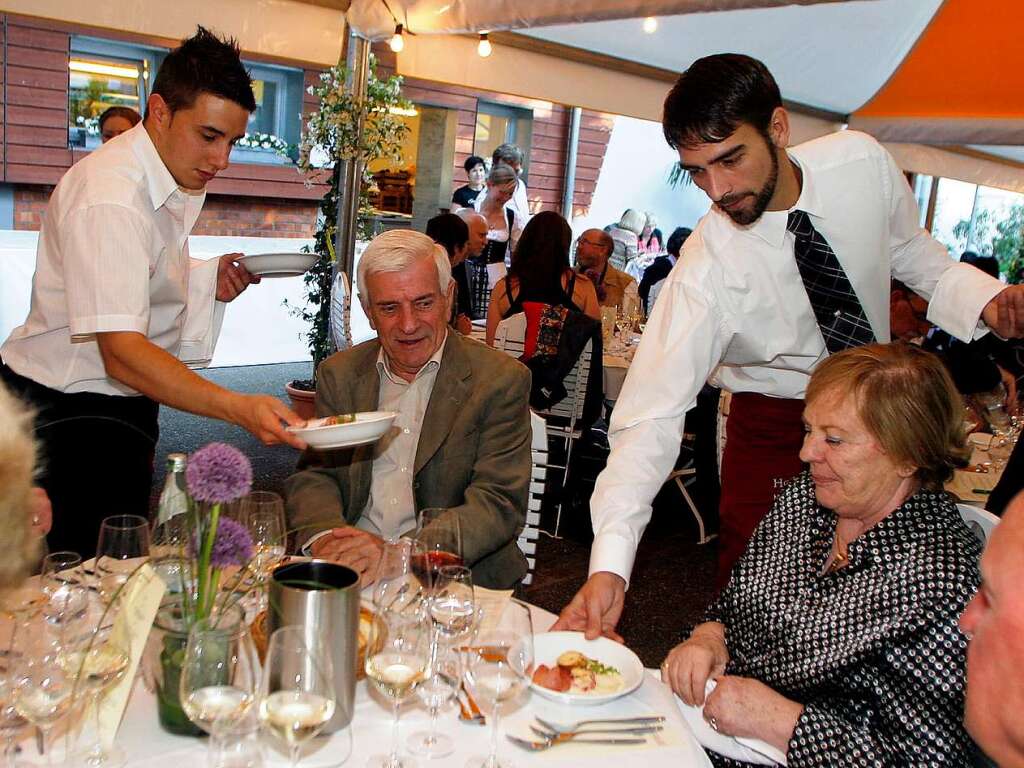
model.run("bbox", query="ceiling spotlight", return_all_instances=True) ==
[642,17,658,34]
[390,24,405,53]
[478,32,492,57]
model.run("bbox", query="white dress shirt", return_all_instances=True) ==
[590,130,1005,585]
[1,123,222,396]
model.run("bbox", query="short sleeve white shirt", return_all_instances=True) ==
[589,130,1006,585]
[1,123,222,396]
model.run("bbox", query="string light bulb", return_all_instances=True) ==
[642,17,658,34]
[478,32,492,58]
[390,24,405,53]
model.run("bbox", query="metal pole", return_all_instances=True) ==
[561,106,582,221]
[334,31,370,283]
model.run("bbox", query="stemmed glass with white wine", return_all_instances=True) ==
[364,610,431,768]
[180,615,259,763]
[259,626,335,768]
[13,615,75,767]
[462,599,534,768]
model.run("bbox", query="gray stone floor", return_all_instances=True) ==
[152,362,717,668]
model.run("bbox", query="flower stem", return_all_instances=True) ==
[196,502,221,620]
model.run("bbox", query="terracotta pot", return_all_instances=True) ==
[285,381,316,420]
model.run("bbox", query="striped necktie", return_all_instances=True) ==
[787,210,876,353]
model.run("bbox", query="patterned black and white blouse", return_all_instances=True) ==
[704,471,981,767]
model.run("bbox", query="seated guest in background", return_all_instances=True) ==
[486,211,600,346]
[639,226,691,315]
[574,228,639,315]
[638,212,663,255]
[285,230,532,589]
[961,249,1001,280]
[0,384,46,586]
[426,213,473,335]
[960,491,1024,768]
[98,106,141,143]
[450,154,486,212]
[663,343,980,766]
[606,208,645,272]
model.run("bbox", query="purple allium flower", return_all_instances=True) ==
[186,443,252,503]
[208,517,254,569]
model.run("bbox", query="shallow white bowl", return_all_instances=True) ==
[238,252,318,277]
[527,631,644,706]
[287,411,397,449]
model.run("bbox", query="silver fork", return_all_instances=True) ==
[535,715,666,733]
[507,734,647,752]
[530,724,664,741]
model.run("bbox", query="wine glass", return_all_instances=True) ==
[150,513,191,595]
[0,668,28,768]
[40,552,91,645]
[13,620,74,767]
[413,509,463,591]
[241,492,287,608]
[59,628,131,768]
[364,611,431,768]
[180,615,259,760]
[373,539,426,620]
[95,515,150,605]
[407,638,462,758]
[429,566,477,645]
[462,599,534,768]
[259,626,335,768]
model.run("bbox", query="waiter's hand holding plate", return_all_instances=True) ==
[237,252,319,278]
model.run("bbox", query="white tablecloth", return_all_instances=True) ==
[16,605,713,768]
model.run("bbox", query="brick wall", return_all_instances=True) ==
[13,186,52,230]
[191,196,318,238]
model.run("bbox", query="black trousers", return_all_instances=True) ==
[1,363,159,559]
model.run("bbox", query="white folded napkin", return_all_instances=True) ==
[673,680,787,766]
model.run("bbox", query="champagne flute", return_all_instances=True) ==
[462,599,534,768]
[373,539,426,619]
[13,621,74,767]
[95,514,150,605]
[407,638,462,758]
[364,611,431,768]
[413,509,463,589]
[59,628,131,768]
[180,616,259,749]
[259,626,335,768]
[40,552,90,645]
[429,566,477,644]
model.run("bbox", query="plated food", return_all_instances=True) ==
[532,650,625,695]
[528,631,644,706]
[286,410,397,450]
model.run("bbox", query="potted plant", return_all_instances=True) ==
[284,56,412,417]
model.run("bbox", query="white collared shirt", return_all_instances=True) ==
[1,123,223,396]
[590,130,1005,584]
[355,335,447,540]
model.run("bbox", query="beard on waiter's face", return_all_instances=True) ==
[716,143,780,226]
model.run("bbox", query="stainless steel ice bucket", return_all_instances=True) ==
[267,560,360,732]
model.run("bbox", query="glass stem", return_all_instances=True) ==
[427,703,438,746]
[488,705,501,767]
[4,733,16,768]
[92,693,104,757]
[389,700,401,765]
[289,744,300,768]
[42,727,52,768]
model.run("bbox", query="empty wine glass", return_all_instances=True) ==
[95,515,150,605]
[429,566,477,645]
[407,638,462,758]
[60,628,131,768]
[13,619,74,767]
[241,492,287,609]
[181,614,259,758]
[0,668,27,768]
[373,539,426,620]
[40,552,90,645]
[413,509,463,590]
[462,599,534,768]
[364,610,431,768]
[150,514,192,595]
[259,626,335,768]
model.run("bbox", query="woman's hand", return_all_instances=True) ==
[703,675,804,753]
[661,622,729,705]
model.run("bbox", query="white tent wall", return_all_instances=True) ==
[1,0,346,65]
[884,144,1024,196]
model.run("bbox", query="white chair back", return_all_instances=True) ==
[957,503,999,546]
[494,312,527,357]
[517,410,548,585]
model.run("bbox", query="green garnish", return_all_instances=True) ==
[587,659,619,676]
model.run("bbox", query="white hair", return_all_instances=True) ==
[357,229,452,312]
[0,383,39,588]
[618,208,646,236]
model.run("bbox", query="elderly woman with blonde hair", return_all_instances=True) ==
[0,384,43,588]
[663,342,981,767]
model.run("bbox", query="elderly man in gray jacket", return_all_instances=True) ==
[285,229,532,589]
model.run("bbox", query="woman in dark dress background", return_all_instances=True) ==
[450,154,486,212]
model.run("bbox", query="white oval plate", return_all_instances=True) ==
[238,252,318,277]
[527,631,644,706]
[287,411,397,449]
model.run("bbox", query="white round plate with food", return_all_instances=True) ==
[286,411,397,449]
[527,631,644,706]
[237,252,318,277]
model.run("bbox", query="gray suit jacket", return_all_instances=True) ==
[285,333,532,589]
